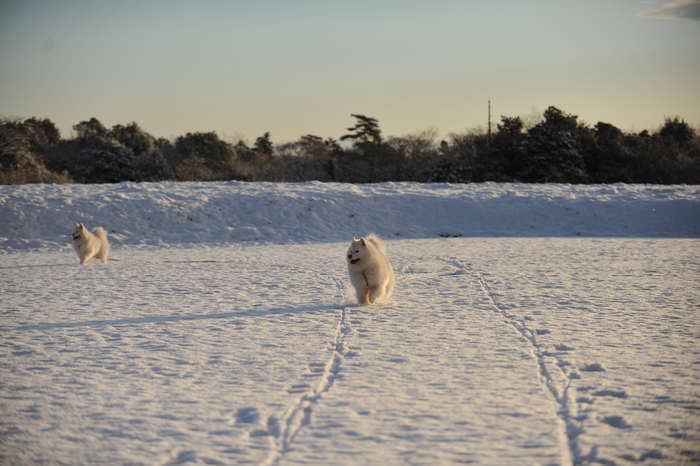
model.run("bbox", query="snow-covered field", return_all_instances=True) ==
[1,182,699,466]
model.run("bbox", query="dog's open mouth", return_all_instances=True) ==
[350,258,360,264]
[72,235,81,241]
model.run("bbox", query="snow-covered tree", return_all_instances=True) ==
[174,132,246,181]
[0,117,71,184]
[514,107,588,183]
[44,118,169,183]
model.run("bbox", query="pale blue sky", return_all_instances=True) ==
[1,0,698,143]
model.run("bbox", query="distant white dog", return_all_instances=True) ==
[71,223,110,264]
[346,234,395,305]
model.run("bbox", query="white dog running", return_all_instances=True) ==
[346,234,395,305]
[71,223,110,264]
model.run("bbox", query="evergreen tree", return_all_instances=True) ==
[173,132,245,181]
[73,118,108,139]
[496,116,524,137]
[516,107,588,183]
[337,115,398,182]
[253,132,274,157]
[340,115,382,143]
[488,116,527,181]
[585,122,630,183]
[111,122,156,156]
[44,118,168,183]
[659,117,695,149]
[0,117,70,184]
[175,132,236,166]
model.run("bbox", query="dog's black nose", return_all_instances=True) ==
[347,254,352,259]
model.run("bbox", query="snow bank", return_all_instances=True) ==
[1,181,698,250]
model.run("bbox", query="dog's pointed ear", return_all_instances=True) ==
[352,237,358,242]
[360,237,367,246]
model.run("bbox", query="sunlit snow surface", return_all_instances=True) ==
[0,182,699,465]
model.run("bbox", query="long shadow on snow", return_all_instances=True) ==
[5,304,338,332]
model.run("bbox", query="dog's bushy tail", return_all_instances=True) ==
[366,233,386,254]
[93,227,111,261]
[93,227,108,242]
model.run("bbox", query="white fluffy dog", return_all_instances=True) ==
[346,234,395,305]
[71,223,110,264]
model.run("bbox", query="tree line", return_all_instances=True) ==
[1,107,698,185]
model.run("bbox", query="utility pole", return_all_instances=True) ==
[487,98,492,146]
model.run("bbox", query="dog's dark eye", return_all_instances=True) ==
[355,250,359,253]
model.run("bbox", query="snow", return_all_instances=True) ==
[0,181,699,466]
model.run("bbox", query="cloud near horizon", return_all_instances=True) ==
[638,0,700,20]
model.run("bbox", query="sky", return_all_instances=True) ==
[1,0,699,143]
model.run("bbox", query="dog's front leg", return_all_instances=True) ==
[369,286,384,304]
[360,288,371,305]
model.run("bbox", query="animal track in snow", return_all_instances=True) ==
[592,389,627,399]
[580,363,605,372]
[286,383,311,394]
[601,415,631,429]
[439,258,636,465]
[235,407,261,424]
[258,274,355,466]
[554,343,575,352]
[443,258,583,465]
